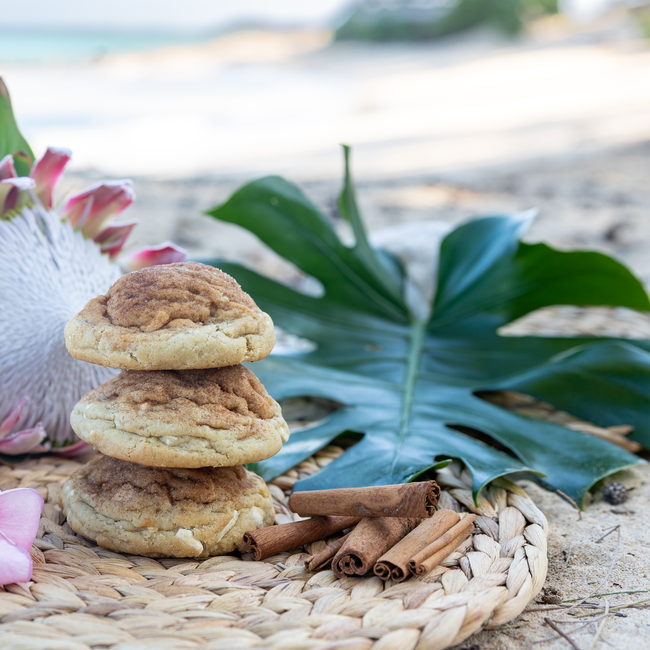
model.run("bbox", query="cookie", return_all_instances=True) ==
[70,365,290,467]
[64,261,275,370]
[60,456,274,557]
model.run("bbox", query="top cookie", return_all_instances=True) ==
[65,262,275,370]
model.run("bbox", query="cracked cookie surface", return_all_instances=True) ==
[71,365,290,467]
[64,262,275,370]
[60,456,274,557]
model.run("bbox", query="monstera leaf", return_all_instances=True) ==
[206,150,650,505]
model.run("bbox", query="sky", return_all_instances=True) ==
[0,0,352,31]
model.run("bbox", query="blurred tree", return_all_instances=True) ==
[632,4,650,38]
[335,0,558,41]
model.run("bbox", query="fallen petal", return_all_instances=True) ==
[0,424,46,455]
[0,487,44,550]
[61,180,135,238]
[30,146,71,208]
[0,154,16,180]
[0,532,33,585]
[121,242,187,271]
[0,397,27,439]
[93,221,137,258]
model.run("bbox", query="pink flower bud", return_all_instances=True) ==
[0,398,47,455]
[0,154,16,180]
[121,242,187,271]
[0,423,46,455]
[30,147,71,208]
[0,177,35,215]
[93,221,137,258]
[61,180,135,238]
[0,397,27,438]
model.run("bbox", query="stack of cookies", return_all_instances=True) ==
[60,262,290,558]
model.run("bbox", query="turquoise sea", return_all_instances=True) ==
[0,30,210,63]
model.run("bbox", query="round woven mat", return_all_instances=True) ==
[0,446,548,650]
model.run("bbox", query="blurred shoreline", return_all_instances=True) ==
[4,15,649,182]
[4,16,650,284]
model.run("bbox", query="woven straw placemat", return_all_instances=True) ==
[0,445,548,650]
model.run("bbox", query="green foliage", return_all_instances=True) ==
[0,78,33,170]
[335,0,558,41]
[633,6,650,39]
[205,149,649,505]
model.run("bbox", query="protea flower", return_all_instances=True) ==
[0,148,186,456]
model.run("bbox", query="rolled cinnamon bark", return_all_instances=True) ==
[374,509,460,582]
[305,533,351,572]
[331,517,418,578]
[289,482,440,519]
[409,514,476,576]
[244,516,361,561]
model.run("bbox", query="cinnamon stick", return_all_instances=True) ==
[289,482,440,519]
[409,514,476,576]
[305,533,351,572]
[374,509,460,582]
[331,517,418,578]
[244,516,361,561]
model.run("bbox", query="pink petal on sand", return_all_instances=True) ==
[0,488,44,550]
[0,531,33,585]
[0,397,27,439]
[0,154,16,180]
[51,440,89,457]
[61,180,135,237]
[121,242,187,271]
[0,424,46,455]
[0,177,36,214]
[93,221,137,257]
[30,147,71,208]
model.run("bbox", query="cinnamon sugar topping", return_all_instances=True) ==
[105,261,259,331]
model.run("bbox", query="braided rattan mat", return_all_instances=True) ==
[0,447,547,650]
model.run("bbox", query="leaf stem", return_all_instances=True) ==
[339,144,405,309]
[391,319,427,475]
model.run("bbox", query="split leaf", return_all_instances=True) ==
[205,151,649,505]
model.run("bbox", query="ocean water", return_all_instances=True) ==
[0,0,351,63]
[0,30,209,64]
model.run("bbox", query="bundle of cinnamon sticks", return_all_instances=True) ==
[243,480,476,582]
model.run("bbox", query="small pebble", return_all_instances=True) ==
[603,482,629,505]
[539,586,563,604]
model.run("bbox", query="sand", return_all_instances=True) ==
[471,468,650,649]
